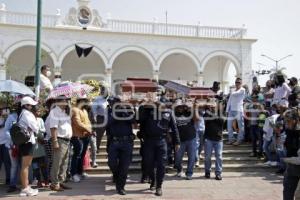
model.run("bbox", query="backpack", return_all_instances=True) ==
[10,112,31,145]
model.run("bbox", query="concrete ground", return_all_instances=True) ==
[0,172,283,200]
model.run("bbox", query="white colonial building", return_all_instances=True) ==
[0,0,256,93]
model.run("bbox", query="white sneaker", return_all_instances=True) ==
[32,179,38,186]
[19,187,39,197]
[270,161,278,167]
[264,161,272,165]
[92,162,98,168]
[72,174,81,183]
[176,171,183,177]
[81,172,89,179]
[186,175,192,180]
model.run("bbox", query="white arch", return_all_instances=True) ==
[156,48,201,71]
[200,50,241,74]
[3,40,58,66]
[58,44,109,68]
[109,46,156,70]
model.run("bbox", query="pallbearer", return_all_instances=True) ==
[138,97,180,196]
[106,97,135,195]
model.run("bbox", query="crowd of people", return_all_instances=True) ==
[0,65,300,199]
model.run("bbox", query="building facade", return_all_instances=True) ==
[0,0,256,93]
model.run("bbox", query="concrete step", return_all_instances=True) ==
[85,163,276,174]
[96,140,251,150]
[94,156,263,165]
[95,149,253,159]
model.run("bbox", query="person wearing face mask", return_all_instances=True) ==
[70,95,92,183]
[0,105,11,187]
[288,77,300,108]
[18,96,39,196]
[49,96,72,192]
[40,65,53,92]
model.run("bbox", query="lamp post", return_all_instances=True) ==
[255,62,271,76]
[34,0,42,98]
[261,54,293,72]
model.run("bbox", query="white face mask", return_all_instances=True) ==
[46,71,52,77]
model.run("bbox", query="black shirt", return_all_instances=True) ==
[285,129,300,157]
[138,105,180,145]
[175,115,196,142]
[204,113,224,141]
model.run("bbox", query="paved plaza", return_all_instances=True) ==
[0,172,283,200]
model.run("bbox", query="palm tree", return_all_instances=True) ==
[269,66,287,80]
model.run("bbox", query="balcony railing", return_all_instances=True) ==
[0,8,246,39]
[106,19,246,39]
[0,10,60,27]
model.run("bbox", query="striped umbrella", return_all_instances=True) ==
[47,82,94,99]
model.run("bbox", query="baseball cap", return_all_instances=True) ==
[288,77,298,84]
[21,96,38,106]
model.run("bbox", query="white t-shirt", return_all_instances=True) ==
[273,83,291,106]
[19,109,39,144]
[40,74,53,91]
[226,87,246,112]
[49,106,72,139]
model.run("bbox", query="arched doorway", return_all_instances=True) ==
[201,51,240,93]
[61,50,106,82]
[6,46,54,82]
[158,50,200,82]
[111,51,154,82]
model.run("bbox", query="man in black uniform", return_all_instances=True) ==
[138,99,180,196]
[106,97,135,195]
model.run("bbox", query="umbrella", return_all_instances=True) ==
[47,81,94,99]
[0,80,35,96]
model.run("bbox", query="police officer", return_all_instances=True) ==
[106,97,135,195]
[138,98,180,196]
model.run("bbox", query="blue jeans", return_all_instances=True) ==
[204,139,223,175]
[276,149,287,170]
[175,138,196,177]
[263,138,274,161]
[227,111,245,142]
[195,130,204,162]
[0,144,11,184]
[70,136,90,176]
[9,149,20,187]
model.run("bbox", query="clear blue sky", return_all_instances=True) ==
[2,0,300,85]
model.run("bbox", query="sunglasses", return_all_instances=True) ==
[235,82,241,84]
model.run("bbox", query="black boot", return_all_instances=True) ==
[117,188,126,195]
[150,180,155,191]
[155,188,162,196]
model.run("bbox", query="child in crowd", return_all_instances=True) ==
[32,109,49,187]
[248,95,263,158]
[263,106,279,166]
[274,121,287,174]
[257,104,268,159]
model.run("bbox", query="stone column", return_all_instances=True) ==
[240,41,253,91]
[153,70,160,83]
[221,80,229,94]
[55,9,62,26]
[196,72,204,87]
[105,68,113,89]
[0,3,7,24]
[0,57,6,81]
[53,67,62,87]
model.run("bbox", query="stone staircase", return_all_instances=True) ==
[86,132,276,175]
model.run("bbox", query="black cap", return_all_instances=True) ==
[288,77,298,84]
